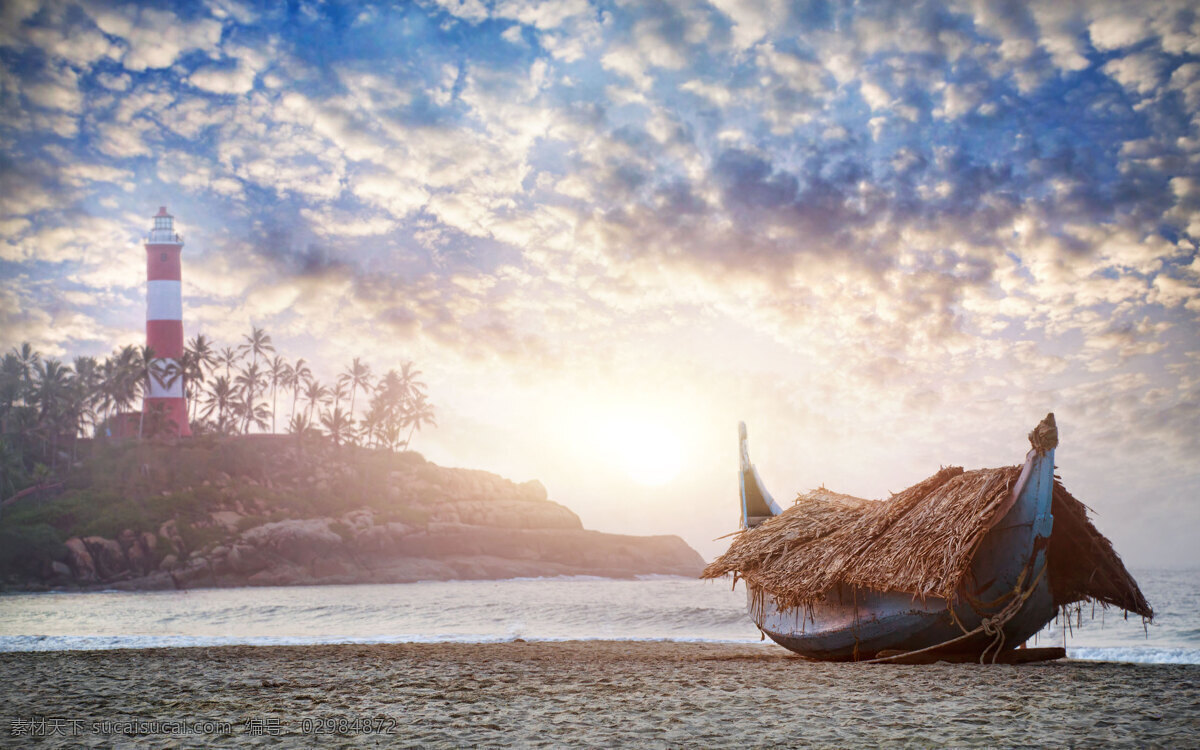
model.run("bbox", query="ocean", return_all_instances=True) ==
[1,569,1196,664]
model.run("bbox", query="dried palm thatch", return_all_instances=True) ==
[703,465,1151,619]
[1047,482,1151,617]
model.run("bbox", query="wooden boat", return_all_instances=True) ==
[715,414,1150,663]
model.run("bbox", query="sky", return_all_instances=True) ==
[1,0,1198,566]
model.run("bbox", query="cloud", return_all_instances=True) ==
[2,0,1199,563]
[22,64,83,112]
[1103,51,1166,96]
[88,4,224,71]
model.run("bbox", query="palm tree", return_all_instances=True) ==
[184,334,217,422]
[234,362,266,434]
[134,345,163,439]
[238,326,274,371]
[216,346,242,382]
[287,412,316,452]
[395,360,426,407]
[236,327,273,431]
[97,347,139,434]
[266,355,290,434]
[330,380,348,414]
[0,436,24,502]
[402,394,437,450]
[234,395,270,434]
[11,343,40,405]
[187,334,218,372]
[302,378,330,425]
[286,358,312,426]
[201,376,235,433]
[287,412,315,437]
[338,358,373,421]
[71,356,101,437]
[360,398,386,449]
[0,353,23,419]
[320,406,354,447]
[33,359,71,466]
[372,369,413,453]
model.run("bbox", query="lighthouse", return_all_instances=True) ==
[143,206,191,436]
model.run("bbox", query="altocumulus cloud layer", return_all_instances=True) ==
[1,0,1198,562]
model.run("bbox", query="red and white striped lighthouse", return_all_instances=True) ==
[143,206,191,436]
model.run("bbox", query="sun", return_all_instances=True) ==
[598,417,684,486]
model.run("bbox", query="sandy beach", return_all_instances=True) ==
[2,641,1197,747]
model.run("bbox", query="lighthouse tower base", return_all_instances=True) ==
[142,398,192,437]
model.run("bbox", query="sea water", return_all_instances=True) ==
[0,569,1195,664]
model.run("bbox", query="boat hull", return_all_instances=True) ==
[755,574,1056,661]
[747,442,1059,662]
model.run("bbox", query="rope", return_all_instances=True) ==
[861,562,1047,665]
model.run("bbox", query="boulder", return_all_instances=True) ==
[83,536,128,580]
[226,544,269,575]
[210,511,243,532]
[173,557,213,587]
[247,564,310,587]
[63,538,96,582]
[159,520,185,556]
[118,529,138,551]
[49,561,72,580]
[125,541,149,576]
[310,556,356,580]
[159,554,178,571]
[240,519,344,566]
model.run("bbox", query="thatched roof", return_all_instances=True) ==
[703,465,1151,619]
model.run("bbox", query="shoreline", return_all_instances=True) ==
[2,641,1197,747]
[2,636,1198,665]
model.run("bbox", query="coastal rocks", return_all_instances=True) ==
[63,538,96,582]
[240,519,343,566]
[173,557,215,588]
[246,564,309,587]
[120,530,158,576]
[355,522,415,559]
[364,557,459,583]
[428,499,583,530]
[83,536,127,579]
[394,527,705,578]
[210,511,244,532]
[159,520,185,556]
[7,446,707,592]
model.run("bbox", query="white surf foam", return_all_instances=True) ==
[1067,646,1200,665]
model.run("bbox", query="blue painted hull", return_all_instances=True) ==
[741,431,1059,661]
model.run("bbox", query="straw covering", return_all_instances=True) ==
[703,465,1151,619]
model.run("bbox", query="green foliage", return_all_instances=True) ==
[0,524,66,576]
[236,514,267,533]
[176,519,230,552]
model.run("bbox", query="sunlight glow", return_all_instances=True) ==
[595,416,684,486]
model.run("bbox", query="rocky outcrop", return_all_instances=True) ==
[63,538,96,582]
[6,452,705,591]
[83,536,127,580]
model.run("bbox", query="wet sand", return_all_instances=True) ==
[2,641,1197,747]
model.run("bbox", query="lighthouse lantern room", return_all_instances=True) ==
[143,206,191,437]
